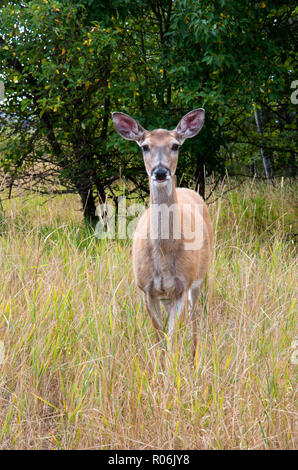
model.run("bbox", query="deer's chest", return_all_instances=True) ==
[149,247,186,298]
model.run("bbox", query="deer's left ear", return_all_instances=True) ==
[175,108,205,143]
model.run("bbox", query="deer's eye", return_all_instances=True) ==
[142,145,150,152]
[171,144,179,151]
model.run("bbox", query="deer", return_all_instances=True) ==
[112,109,212,359]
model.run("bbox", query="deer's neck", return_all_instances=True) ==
[150,176,177,206]
[149,177,180,252]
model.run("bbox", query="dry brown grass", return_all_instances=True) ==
[0,180,297,449]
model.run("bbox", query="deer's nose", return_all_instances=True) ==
[152,166,170,181]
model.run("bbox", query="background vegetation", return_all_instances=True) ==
[0,180,296,449]
[0,0,297,450]
[0,0,297,219]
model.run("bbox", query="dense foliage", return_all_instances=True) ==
[0,0,297,220]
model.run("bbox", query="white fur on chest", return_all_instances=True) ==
[153,270,176,292]
[151,246,186,297]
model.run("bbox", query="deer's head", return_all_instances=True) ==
[112,109,205,186]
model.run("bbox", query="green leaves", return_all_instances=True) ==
[0,0,296,216]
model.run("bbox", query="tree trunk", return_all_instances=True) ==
[250,158,258,177]
[77,183,97,225]
[289,151,296,178]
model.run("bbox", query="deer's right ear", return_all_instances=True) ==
[112,112,146,143]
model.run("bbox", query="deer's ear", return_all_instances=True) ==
[175,108,205,143]
[112,112,145,142]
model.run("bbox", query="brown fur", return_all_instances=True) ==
[112,110,212,357]
[133,187,212,298]
[132,129,212,355]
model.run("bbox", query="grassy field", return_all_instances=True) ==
[0,180,297,449]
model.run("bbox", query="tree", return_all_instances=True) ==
[164,0,297,188]
[0,0,296,221]
[0,1,127,222]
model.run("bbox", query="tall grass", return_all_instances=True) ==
[0,180,296,449]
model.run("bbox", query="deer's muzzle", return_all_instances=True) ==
[152,166,171,182]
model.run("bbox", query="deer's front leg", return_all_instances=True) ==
[144,294,163,343]
[166,292,188,347]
